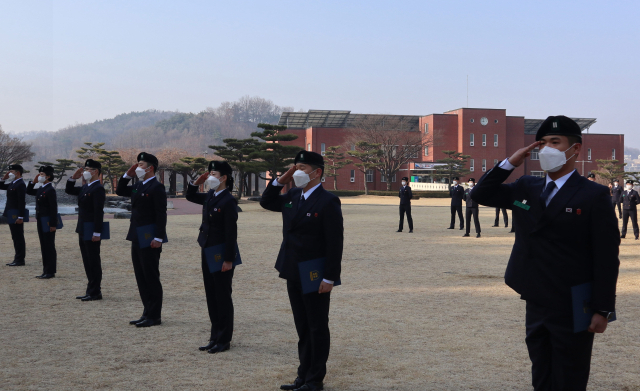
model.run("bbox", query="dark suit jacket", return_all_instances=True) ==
[186,184,238,263]
[621,189,639,210]
[463,188,478,208]
[399,186,412,205]
[471,166,619,312]
[450,185,465,206]
[611,185,623,203]
[65,180,105,234]
[26,182,58,222]
[116,176,167,241]
[260,182,343,282]
[0,178,26,217]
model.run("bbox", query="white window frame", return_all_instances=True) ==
[424,123,429,134]
[366,169,374,183]
[612,148,616,160]
[482,134,487,147]
[470,158,475,172]
[392,174,397,182]
[482,159,486,172]
[531,171,545,178]
[321,143,326,156]
[531,148,540,160]
[351,144,356,151]
[380,172,386,183]
[588,148,592,161]
[307,143,311,151]
[494,134,498,147]
[424,145,429,156]
[494,159,499,166]
[470,133,474,147]
[350,169,355,182]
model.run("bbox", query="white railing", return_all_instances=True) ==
[409,182,452,192]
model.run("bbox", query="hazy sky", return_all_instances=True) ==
[1,1,639,146]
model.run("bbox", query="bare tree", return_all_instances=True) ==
[345,116,425,191]
[0,125,35,173]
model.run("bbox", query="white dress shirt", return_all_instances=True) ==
[498,159,576,206]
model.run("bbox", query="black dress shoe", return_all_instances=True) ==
[76,295,88,300]
[129,316,147,325]
[207,342,230,354]
[281,377,305,390]
[476,233,481,238]
[491,225,499,227]
[6,262,25,266]
[459,227,464,230]
[294,383,324,391]
[505,224,508,228]
[81,294,102,301]
[620,235,626,239]
[199,340,217,351]
[446,227,454,229]
[37,274,55,279]
[396,230,402,232]
[462,233,470,237]
[509,230,515,233]
[135,318,161,328]
[409,230,413,233]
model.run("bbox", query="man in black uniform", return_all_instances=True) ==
[620,180,639,240]
[471,115,619,390]
[448,177,464,230]
[463,178,481,238]
[1,164,27,266]
[261,151,343,391]
[397,176,413,233]
[610,179,622,219]
[26,166,59,279]
[116,152,167,327]
[66,159,106,301]
[493,207,508,228]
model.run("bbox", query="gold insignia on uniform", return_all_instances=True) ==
[310,270,319,281]
[215,254,222,262]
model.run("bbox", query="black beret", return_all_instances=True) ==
[8,164,23,174]
[137,152,159,168]
[39,165,54,177]
[587,173,595,178]
[401,177,409,181]
[468,178,476,182]
[536,115,582,142]
[614,179,619,182]
[208,160,233,177]
[626,180,633,185]
[294,151,324,167]
[453,177,460,181]
[84,159,102,170]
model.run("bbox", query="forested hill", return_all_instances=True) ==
[13,96,296,163]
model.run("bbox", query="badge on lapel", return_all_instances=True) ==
[566,208,572,213]
[285,202,293,208]
[513,200,530,210]
[306,213,311,217]
[577,209,581,215]
[314,213,318,217]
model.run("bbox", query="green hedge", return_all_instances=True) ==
[326,189,450,198]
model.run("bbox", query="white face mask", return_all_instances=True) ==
[82,171,93,181]
[538,143,576,173]
[614,183,619,187]
[37,175,46,183]
[206,175,220,190]
[401,181,407,186]
[293,169,313,188]
[135,166,149,179]
[468,182,474,188]
[452,181,458,186]
[626,185,633,190]
[5,173,15,183]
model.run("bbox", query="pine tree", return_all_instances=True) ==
[209,138,262,199]
[249,123,300,180]
[35,159,78,186]
[347,141,382,195]
[324,146,352,190]
[434,150,471,186]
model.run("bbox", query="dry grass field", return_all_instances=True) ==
[1,197,639,390]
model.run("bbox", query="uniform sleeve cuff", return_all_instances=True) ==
[498,159,516,171]
[17,217,23,220]
[153,238,163,243]
[93,232,100,237]
[123,173,132,179]
[322,279,334,284]
[273,178,284,187]
[68,178,77,182]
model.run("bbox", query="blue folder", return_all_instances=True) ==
[571,282,617,333]
[83,222,111,241]
[6,208,29,224]
[204,243,242,273]
[40,214,63,232]
[298,258,341,294]
[136,224,169,248]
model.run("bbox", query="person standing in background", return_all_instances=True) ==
[26,166,58,279]
[1,164,27,266]
[397,176,413,233]
[448,177,464,230]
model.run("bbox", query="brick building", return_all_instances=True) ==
[277,108,624,191]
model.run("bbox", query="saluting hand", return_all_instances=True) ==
[193,173,209,186]
[1,172,8,180]
[587,313,608,333]
[276,166,297,185]
[70,168,83,180]
[507,141,542,167]
[125,164,138,178]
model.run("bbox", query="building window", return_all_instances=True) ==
[588,148,592,161]
[531,148,540,160]
[482,159,486,172]
[350,170,355,182]
[531,171,545,178]
[392,174,397,182]
[470,159,475,172]
[494,159,499,166]
[482,134,487,147]
[366,170,374,183]
[424,146,429,156]
[494,119,499,124]
[470,133,475,147]
[307,143,311,151]
[424,123,429,134]
[380,172,386,183]
[612,148,616,160]
[351,144,356,151]
[407,146,418,159]
[494,134,498,147]
[470,118,475,123]
[321,143,326,156]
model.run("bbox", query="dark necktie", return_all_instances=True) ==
[297,195,305,210]
[540,181,556,208]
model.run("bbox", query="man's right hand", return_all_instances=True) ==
[276,166,296,185]
[125,164,137,177]
[193,173,209,186]
[70,168,83,180]
[507,141,542,167]
[1,172,8,180]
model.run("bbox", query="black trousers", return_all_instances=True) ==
[36,219,56,274]
[201,251,235,343]
[494,207,508,227]
[287,279,331,384]
[612,200,622,219]
[465,207,481,234]
[131,242,163,320]
[399,204,413,231]
[78,235,102,296]
[450,205,463,228]
[622,209,639,238]
[9,223,26,263]
[525,301,594,391]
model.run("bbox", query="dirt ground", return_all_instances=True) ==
[1,198,639,390]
